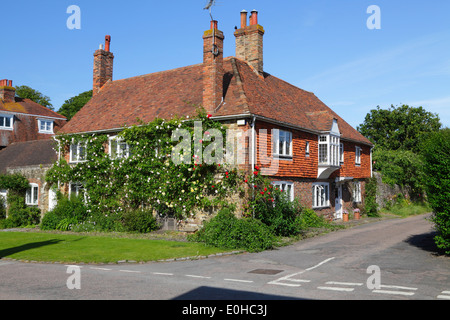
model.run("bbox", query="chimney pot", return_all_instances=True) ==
[210,20,218,30]
[8,80,12,87]
[240,10,248,28]
[250,10,258,25]
[105,35,111,52]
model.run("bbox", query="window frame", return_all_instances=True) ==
[312,182,330,208]
[340,143,344,163]
[353,181,362,203]
[70,142,87,163]
[0,114,13,130]
[319,134,340,166]
[38,119,54,134]
[109,136,132,160]
[273,129,293,158]
[25,183,39,206]
[272,181,294,202]
[355,146,361,165]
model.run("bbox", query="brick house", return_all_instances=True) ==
[0,80,66,216]
[58,11,373,220]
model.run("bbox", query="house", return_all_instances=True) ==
[0,80,66,215]
[58,10,373,220]
[0,79,66,150]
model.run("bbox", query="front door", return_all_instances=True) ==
[335,184,343,219]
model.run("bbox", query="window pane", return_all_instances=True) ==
[33,186,38,204]
[26,189,31,204]
[5,117,11,127]
[0,117,4,127]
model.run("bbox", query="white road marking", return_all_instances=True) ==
[224,278,254,283]
[119,270,141,273]
[380,284,417,291]
[185,275,212,279]
[153,272,173,276]
[318,286,355,292]
[90,267,111,271]
[326,281,363,286]
[437,291,450,300]
[268,257,335,287]
[372,289,415,296]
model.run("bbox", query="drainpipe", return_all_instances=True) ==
[251,116,256,218]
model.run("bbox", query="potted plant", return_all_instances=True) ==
[353,208,361,220]
[342,209,349,222]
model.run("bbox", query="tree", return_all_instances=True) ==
[15,85,53,110]
[420,128,450,255]
[58,90,92,121]
[357,104,441,153]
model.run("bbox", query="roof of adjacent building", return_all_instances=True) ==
[59,57,372,146]
[0,97,67,120]
[0,139,57,173]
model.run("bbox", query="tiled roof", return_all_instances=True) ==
[0,98,67,120]
[60,57,372,145]
[0,139,57,173]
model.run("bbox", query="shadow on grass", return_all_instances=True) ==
[0,239,63,259]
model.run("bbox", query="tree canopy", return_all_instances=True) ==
[357,104,441,153]
[15,85,53,110]
[57,90,92,121]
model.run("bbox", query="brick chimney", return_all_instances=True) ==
[0,79,16,103]
[93,35,114,96]
[203,20,225,115]
[234,10,265,74]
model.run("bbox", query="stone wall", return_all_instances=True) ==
[373,171,410,209]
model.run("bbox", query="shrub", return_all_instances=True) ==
[41,194,88,231]
[296,208,329,229]
[365,177,379,217]
[122,209,159,233]
[420,129,450,255]
[4,206,40,228]
[190,208,275,252]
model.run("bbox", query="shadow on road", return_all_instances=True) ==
[404,231,444,256]
[172,286,305,300]
[0,239,62,259]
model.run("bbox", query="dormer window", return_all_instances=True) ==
[38,119,54,134]
[0,114,13,130]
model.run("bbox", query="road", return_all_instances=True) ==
[0,213,449,302]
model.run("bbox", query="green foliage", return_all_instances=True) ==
[420,128,450,255]
[41,194,88,231]
[365,177,379,217]
[0,173,40,228]
[190,208,276,252]
[58,90,93,121]
[122,209,160,233]
[373,148,426,197]
[46,110,242,225]
[15,85,53,110]
[357,104,441,152]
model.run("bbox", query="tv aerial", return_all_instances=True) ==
[203,0,220,56]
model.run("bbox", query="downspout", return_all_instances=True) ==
[370,147,373,178]
[251,116,256,218]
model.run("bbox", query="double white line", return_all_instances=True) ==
[318,281,363,292]
[372,284,418,296]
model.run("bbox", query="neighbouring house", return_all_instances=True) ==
[0,79,66,216]
[57,10,373,221]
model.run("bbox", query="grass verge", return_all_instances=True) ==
[0,231,232,264]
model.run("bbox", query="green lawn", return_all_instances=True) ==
[0,232,233,264]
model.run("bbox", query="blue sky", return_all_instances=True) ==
[1,0,449,129]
